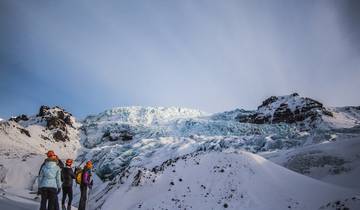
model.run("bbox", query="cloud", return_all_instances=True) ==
[0,0,359,117]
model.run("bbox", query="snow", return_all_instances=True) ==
[0,194,39,210]
[97,151,360,210]
[1,100,360,210]
[257,94,307,117]
[322,107,360,129]
[78,103,360,209]
[261,135,360,190]
[0,114,81,209]
[80,104,360,181]
[84,106,206,125]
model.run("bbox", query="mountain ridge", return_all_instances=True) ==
[1,93,359,210]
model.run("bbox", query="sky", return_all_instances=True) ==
[0,0,359,119]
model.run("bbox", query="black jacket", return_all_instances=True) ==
[61,167,75,187]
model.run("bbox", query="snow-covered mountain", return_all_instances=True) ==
[1,93,360,209]
[0,106,81,208]
[77,94,360,209]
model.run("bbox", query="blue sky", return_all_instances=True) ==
[1,0,359,119]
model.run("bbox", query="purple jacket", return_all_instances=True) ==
[82,169,92,186]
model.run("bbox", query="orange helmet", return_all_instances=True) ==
[85,160,93,169]
[65,159,73,166]
[46,150,56,158]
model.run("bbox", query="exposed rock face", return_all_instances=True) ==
[53,130,69,142]
[38,105,74,129]
[9,114,29,123]
[237,93,333,125]
[37,105,75,141]
[102,130,134,142]
[17,127,31,137]
[47,117,66,131]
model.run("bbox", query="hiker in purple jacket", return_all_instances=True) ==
[78,161,93,210]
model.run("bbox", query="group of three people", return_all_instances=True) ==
[38,150,93,210]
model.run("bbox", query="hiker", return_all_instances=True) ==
[61,159,75,210]
[53,155,64,210]
[78,160,93,210]
[38,150,62,210]
[56,155,65,169]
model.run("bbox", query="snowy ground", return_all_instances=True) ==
[262,135,360,191]
[95,151,360,210]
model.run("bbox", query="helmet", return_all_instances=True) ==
[65,159,73,166]
[85,160,93,169]
[46,150,56,158]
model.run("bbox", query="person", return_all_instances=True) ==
[78,160,93,210]
[61,159,75,210]
[38,150,62,210]
[53,155,64,210]
[56,155,65,169]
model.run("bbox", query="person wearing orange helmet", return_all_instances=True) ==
[78,160,93,210]
[38,150,61,210]
[61,159,75,210]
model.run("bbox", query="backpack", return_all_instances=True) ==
[75,168,83,185]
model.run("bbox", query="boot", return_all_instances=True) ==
[67,205,71,210]
[62,204,66,210]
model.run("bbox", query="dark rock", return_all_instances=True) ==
[57,110,65,120]
[237,94,333,126]
[64,115,73,126]
[258,96,278,109]
[38,105,50,117]
[102,130,133,142]
[53,130,69,142]
[38,105,73,128]
[18,127,31,137]
[322,109,333,117]
[132,170,142,186]
[47,117,66,131]
[9,114,29,123]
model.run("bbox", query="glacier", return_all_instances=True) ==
[79,103,360,180]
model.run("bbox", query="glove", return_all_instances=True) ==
[37,188,42,195]
[57,188,61,194]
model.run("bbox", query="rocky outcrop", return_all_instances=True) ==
[9,114,29,123]
[237,93,333,125]
[38,106,73,127]
[102,130,134,142]
[53,130,69,142]
[37,105,75,142]
[17,127,31,137]
[38,105,74,128]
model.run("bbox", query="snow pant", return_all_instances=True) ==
[54,191,60,210]
[78,185,88,210]
[40,187,57,210]
[62,186,73,207]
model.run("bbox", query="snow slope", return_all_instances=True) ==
[0,107,81,209]
[95,151,360,210]
[262,134,360,191]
